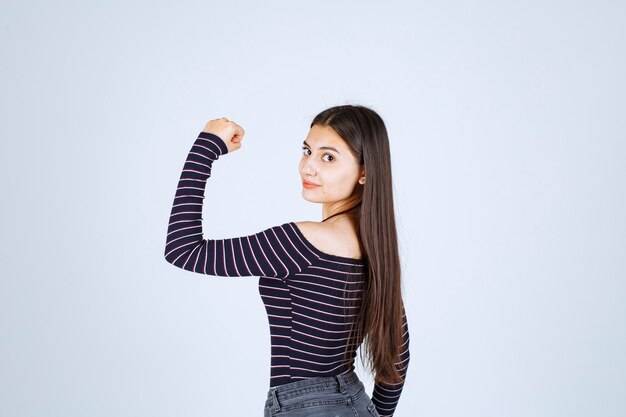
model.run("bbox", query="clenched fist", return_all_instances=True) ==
[202,118,245,154]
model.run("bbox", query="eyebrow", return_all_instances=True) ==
[302,140,341,154]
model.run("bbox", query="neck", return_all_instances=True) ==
[322,193,361,221]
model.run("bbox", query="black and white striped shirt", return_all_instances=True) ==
[164,131,410,416]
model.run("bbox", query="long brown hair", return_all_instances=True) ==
[311,104,405,385]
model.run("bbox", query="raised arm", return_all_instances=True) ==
[371,304,410,417]
[164,128,312,279]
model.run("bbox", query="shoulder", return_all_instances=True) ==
[293,221,331,244]
[293,221,363,260]
[292,221,318,236]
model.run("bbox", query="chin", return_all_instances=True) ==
[301,194,323,204]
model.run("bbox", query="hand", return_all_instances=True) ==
[202,118,245,154]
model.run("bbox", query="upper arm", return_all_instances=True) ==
[165,222,314,279]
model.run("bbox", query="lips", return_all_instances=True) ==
[302,180,320,187]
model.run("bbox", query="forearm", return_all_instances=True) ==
[164,131,228,267]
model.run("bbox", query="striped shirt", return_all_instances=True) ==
[164,131,410,416]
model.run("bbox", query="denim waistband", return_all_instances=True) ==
[264,371,361,411]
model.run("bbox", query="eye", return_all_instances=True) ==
[302,146,335,162]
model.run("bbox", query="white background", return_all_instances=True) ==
[1,1,625,416]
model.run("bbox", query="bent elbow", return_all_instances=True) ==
[164,246,178,266]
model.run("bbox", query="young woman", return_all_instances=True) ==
[164,104,410,416]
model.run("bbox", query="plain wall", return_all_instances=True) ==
[1,1,625,416]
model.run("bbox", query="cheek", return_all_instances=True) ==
[325,173,350,193]
[336,171,359,192]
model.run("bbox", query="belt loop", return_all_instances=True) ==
[335,374,347,394]
[270,388,281,412]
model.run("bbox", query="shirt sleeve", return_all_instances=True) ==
[164,131,313,279]
[371,303,410,417]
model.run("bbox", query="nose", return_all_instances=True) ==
[300,158,316,177]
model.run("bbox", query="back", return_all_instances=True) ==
[257,221,368,387]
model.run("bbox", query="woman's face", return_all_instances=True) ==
[299,124,364,204]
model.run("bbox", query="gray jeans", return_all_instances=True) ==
[264,371,381,417]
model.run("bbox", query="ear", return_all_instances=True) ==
[359,168,366,184]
